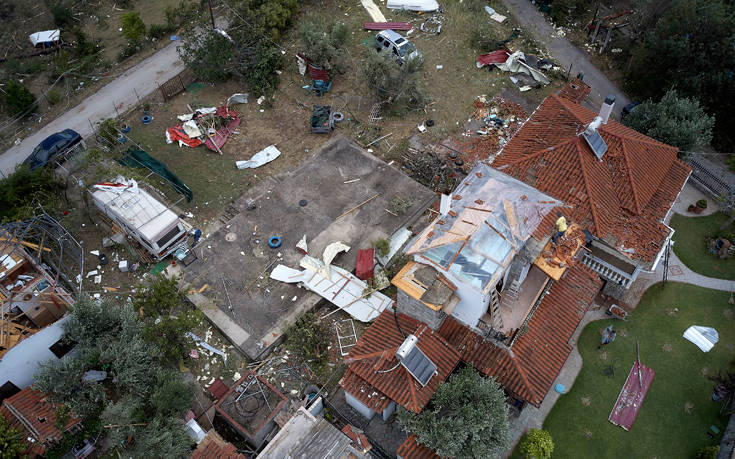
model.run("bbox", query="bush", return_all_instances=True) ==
[179,27,234,83]
[72,28,100,58]
[0,165,61,222]
[697,199,708,209]
[297,14,349,71]
[148,23,174,39]
[520,428,554,459]
[121,11,146,44]
[242,41,282,97]
[47,90,62,105]
[374,238,390,257]
[0,413,26,458]
[361,48,429,110]
[284,312,330,378]
[3,80,36,116]
[96,118,119,145]
[695,445,719,459]
[46,0,73,27]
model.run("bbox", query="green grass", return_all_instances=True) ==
[539,283,734,459]
[670,213,735,280]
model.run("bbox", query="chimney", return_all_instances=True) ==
[599,95,616,124]
[576,72,584,81]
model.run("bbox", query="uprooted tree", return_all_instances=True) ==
[623,89,715,156]
[397,367,511,458]
[361,48,429,111]
[297,14,349,71]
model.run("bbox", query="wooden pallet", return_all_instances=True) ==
[220,204,240,224]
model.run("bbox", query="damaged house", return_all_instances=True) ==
[339,80,689,447]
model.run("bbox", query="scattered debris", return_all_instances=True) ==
[683,326,719,352]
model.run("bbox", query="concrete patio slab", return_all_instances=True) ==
[182,136,435,360]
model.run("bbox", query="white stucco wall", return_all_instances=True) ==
[0,315,71,390]
[344,391,377,420]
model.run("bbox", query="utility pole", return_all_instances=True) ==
[208,0,216,29]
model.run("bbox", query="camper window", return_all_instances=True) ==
[156,225,183,249]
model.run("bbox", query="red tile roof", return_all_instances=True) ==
[397,435,440,459]
[493,89,690,263]
[341,311,461,413]
[557,78,591,104]
[341,424,372,453]
[439,263,602,406]
[0,387,81,456]
[190,430,246,459]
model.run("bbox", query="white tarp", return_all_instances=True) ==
[496,51,550,86]
[236,145,281,170]
[361,0,387,22]
[322,241,350,278]
[182,120,202,138]
[683,326,719,352]
[29,29,60,47]
[387,0,440,12]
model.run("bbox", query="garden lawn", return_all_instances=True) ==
[541,282,734,459]
[670,212,735,280]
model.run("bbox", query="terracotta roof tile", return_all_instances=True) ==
[341,311,461,413]
[557,78,592,104]
[190,430,246,459]
[494,92,690,263]
[438,263,602,406]
[397,435,440,459]
[0,387,81,456]
[341,424,372,453]
[339,369,392,413]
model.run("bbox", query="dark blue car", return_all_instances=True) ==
[23,129,84,170]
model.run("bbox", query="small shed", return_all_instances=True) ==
[29,30,60,48]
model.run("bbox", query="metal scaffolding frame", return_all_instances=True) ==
[1,210,84,295]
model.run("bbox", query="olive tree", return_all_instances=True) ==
[397,367,511,457]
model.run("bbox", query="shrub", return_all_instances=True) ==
[361,48,429,110]
[0,165,61,222]
[297,14,349,71]
[3,80,36,116]
[284,312,330,378]
[46,0,73,27]
[374,238,390,257]
[520,428,554,459]
[148,23,174,39]
[179,27,234,83]
[96,118,119,145]
[0,413,25,458]
[121,11,146,44]
[242,41,282,97]
[697,199,708,209]
[47,90,62,105]
[695,445,720,459]
[389,196,414,216]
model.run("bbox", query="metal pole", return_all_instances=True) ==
[208,0,216,29]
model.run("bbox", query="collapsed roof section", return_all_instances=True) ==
[405,163,561,292]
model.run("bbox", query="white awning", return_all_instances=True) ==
[29,30,60,46]
[683,325,719,352]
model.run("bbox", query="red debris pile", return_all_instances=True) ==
[166,106,242,153]
[441,96,528,173]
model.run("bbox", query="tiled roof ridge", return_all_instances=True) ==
[619,140,642,214]
[4,402,40,439]
[575,140,603,234]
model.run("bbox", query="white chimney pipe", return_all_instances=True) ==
[599,95,616,124]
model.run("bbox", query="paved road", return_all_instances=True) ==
[0,41,184,176]
[501,0,631,109]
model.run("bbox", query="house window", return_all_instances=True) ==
[49,338,76,359]
[0,381,20,402]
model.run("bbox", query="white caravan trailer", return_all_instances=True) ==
[91,178,188,260]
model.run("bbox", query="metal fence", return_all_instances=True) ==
[688,157,734,199]
[158,68,197,101]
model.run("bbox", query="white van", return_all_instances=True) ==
[91,178,188,260]
[375,30,422,64]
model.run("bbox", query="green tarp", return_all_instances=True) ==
[119,147,193,202]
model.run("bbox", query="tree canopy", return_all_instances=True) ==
[623,90,715,155]
[397,367,511,458]
[34,298,194,454]
[625,0,735,150]
[0,413,26,459]
[361,48,429,110]
[297,14,349,71]
[520,428,554,459]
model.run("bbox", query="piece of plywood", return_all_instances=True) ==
[533,224,584,280]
